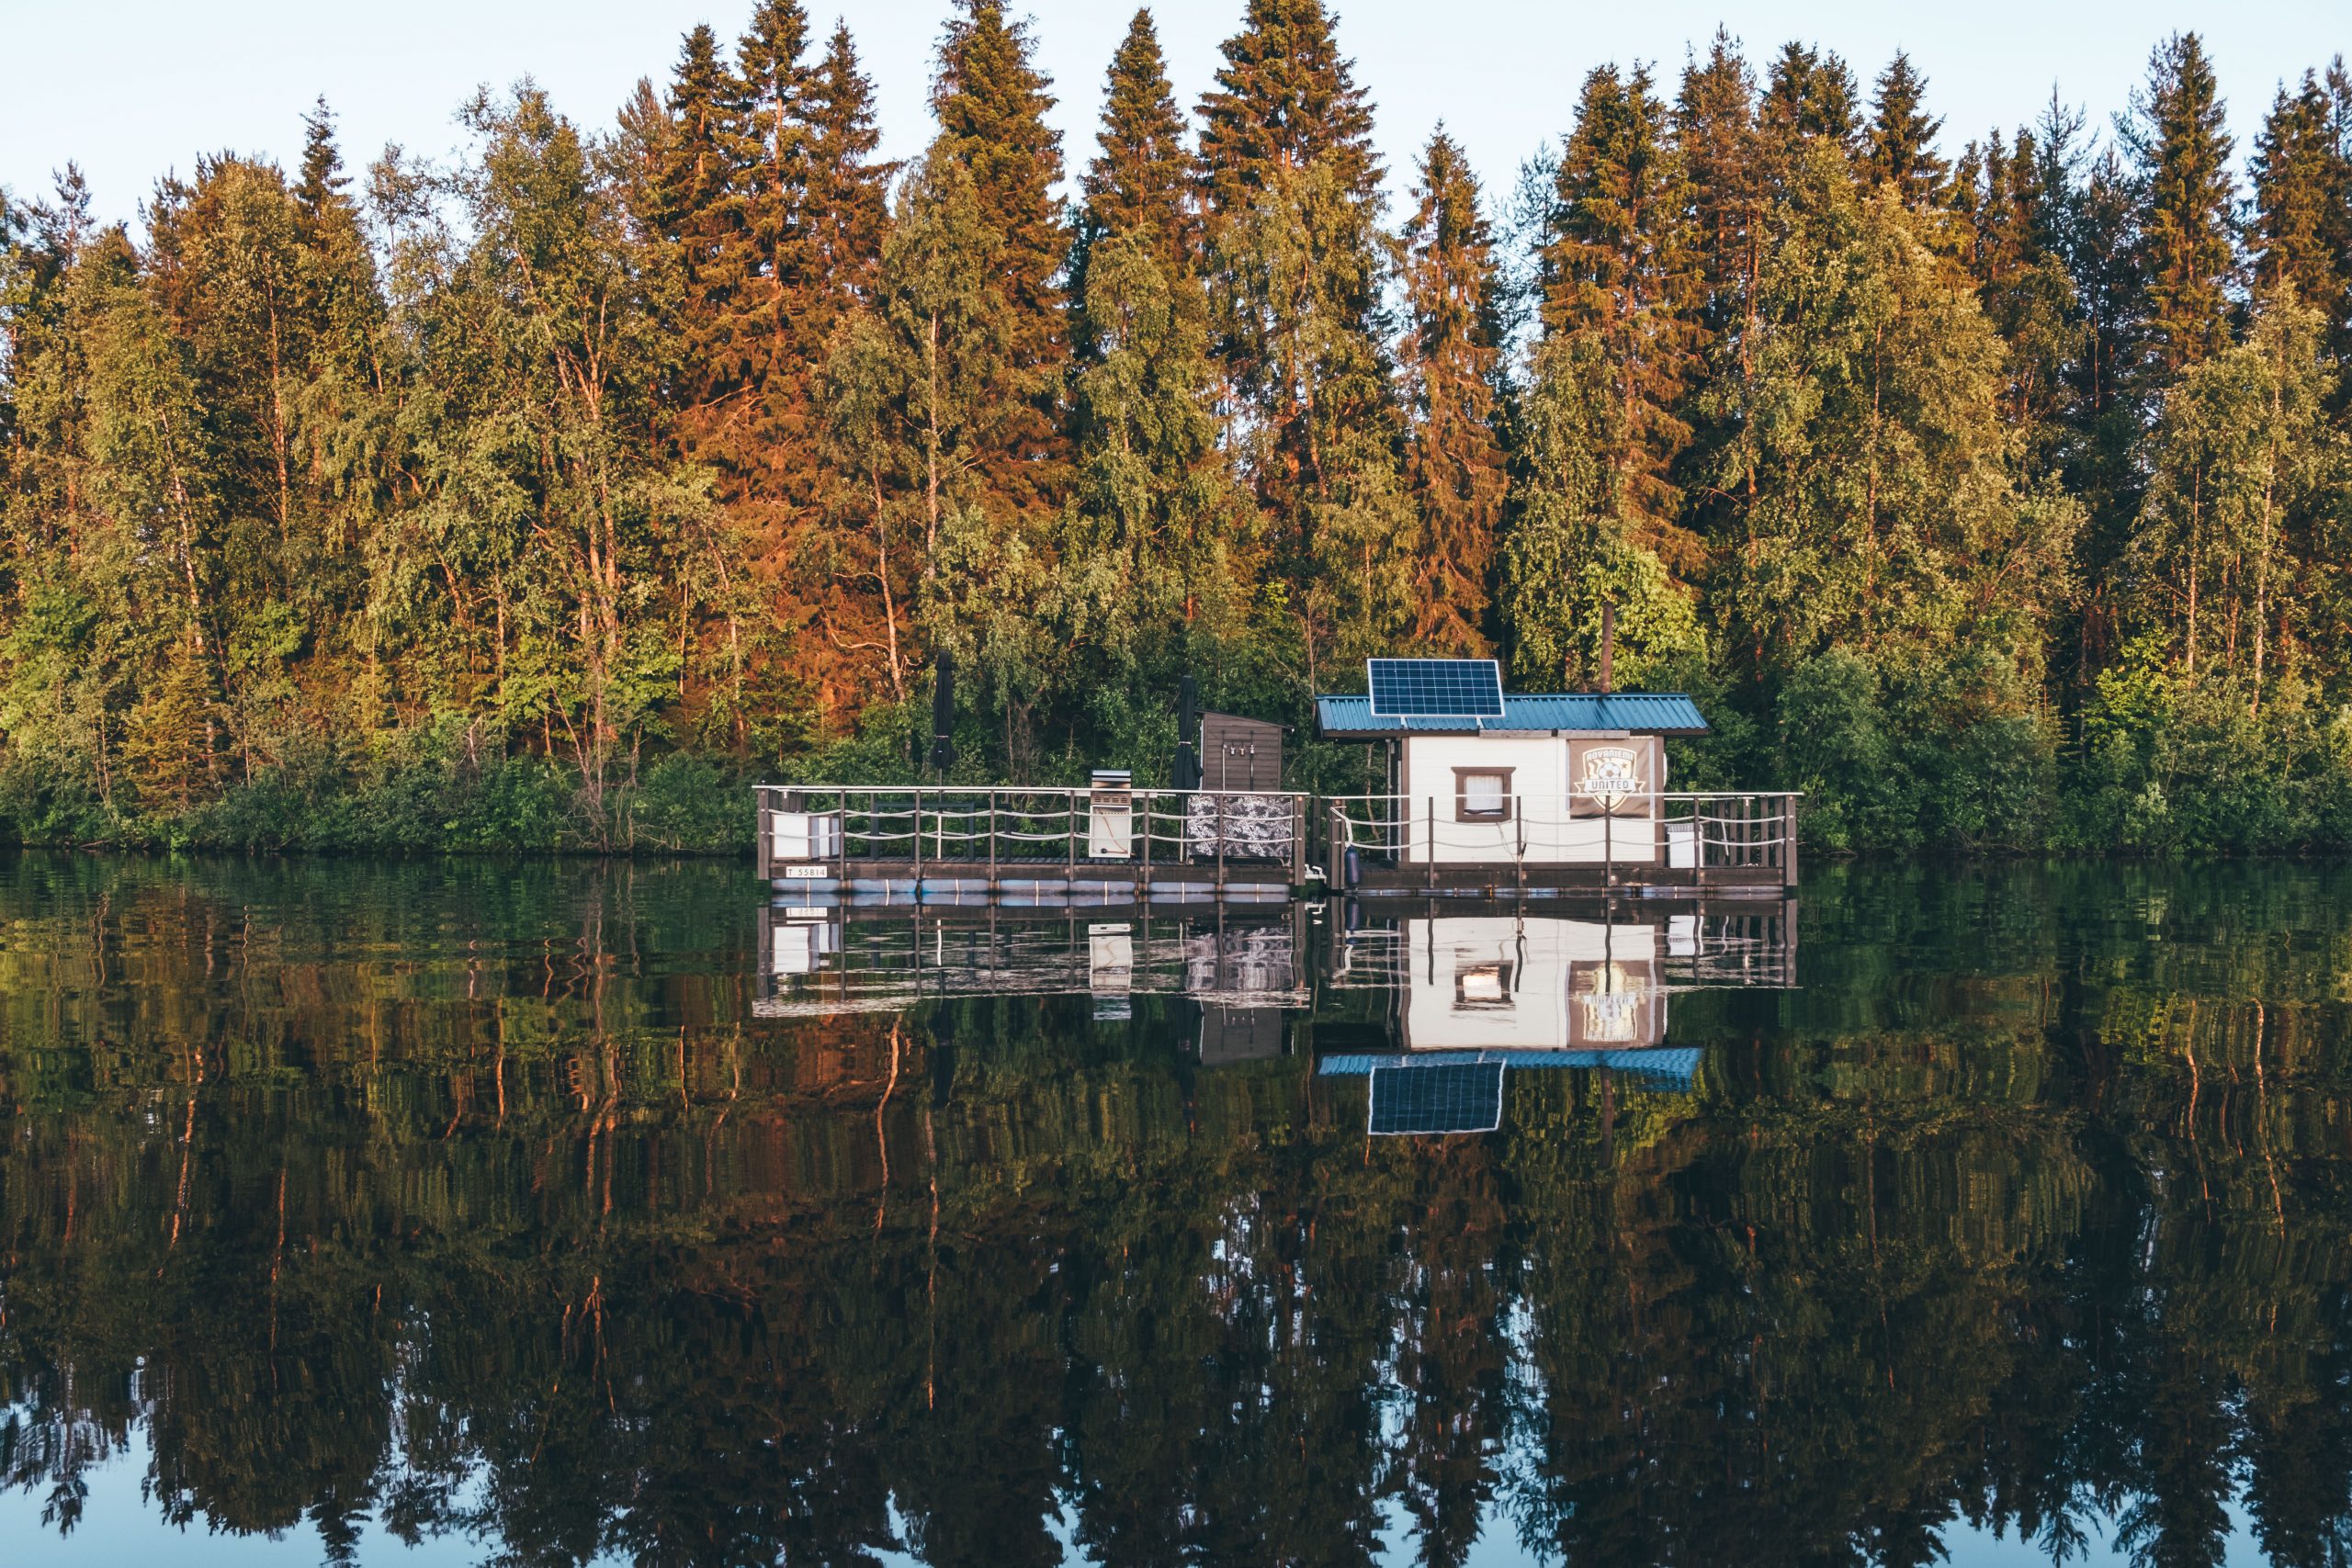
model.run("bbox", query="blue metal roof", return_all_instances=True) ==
[1314,692,1708,737]
[1321,1048,1702,1089]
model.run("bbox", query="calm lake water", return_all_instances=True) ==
[0,853,2339,1566]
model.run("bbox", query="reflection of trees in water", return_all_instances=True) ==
[0,859,2348,1566]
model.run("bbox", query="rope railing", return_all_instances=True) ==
[1321,791,1800,873]
[757,784,1312,876]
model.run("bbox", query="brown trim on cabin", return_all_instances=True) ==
[1453,766,1514,822]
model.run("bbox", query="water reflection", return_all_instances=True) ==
[0,855,2346,1566]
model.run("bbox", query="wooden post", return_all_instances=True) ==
[1290,795,1306,888]
[1515,795,1525,897]
[1782,793,1800,889]
[1426,795,1437,891]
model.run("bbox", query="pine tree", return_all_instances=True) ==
[643,24,744,435]
[1542,63,1702,568]
[1398,130,1507,654]
[2121,33,2237,377]
[1864,51,1949,205]
[1072,7,1196,334]
[1759,42,1861,163]
[1195,0,1380,224]
[802,22,891,329]
[2251,68,2352,358]
[1194,0,1401,662]
[1676,31,1762,347]
[931,0,1069,517]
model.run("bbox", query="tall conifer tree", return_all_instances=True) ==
[1542,63,1702,568]
[1398,130,1507,654]
[1195,0,1380,222]
[931,0,1069,515]
[1078,10,1195,276]
[2121,33,2237,378]
[1865,52,1949,205]
[802,21,891,324]
[1759,43,1861,163]
[2250,68,2352,357]
[1194,0,1404,665]
[1677,32,1762,350]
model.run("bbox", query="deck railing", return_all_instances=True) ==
[1323,791,1800,885]
[756,784,1311,884]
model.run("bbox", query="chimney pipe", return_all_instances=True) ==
[1599,604,1616,695]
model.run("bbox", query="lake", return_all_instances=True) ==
[0,853,2340,1566]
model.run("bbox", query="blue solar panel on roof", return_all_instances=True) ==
[1365,658,1505,718]
[1368,1061,1505,1135]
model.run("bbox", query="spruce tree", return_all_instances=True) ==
[1072,7,1196,327]
[1194,0,1402,662]
[643,25,746,450]
[1195,0,1380,223]
[1398,129,1507,654]
[1542,63,1702,568]
[2121,33,2237,378]
[2251,68,2352,359]
[1676,31,1762,348]
[1864,51,1949,205]
[802,21,891,322]
[931,0,1069,516]
[1759,43,1861,163]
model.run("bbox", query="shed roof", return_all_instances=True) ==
[1313,692,1708,739]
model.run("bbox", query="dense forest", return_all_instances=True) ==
[2,1,2349,853]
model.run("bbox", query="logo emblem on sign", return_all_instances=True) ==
[1575,745,1644,812]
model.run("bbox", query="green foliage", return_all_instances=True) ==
[1,10,2350,855]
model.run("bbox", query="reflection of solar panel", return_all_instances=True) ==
[1366,659,1505,719]
[1368,1061,1504,1135]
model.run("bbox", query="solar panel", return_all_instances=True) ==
[1366,658,1505,719]
[1368,1061,1505,1135]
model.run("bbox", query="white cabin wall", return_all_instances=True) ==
[1401,733,1660,864]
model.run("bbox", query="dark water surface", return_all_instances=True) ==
[0,855,2343,1566]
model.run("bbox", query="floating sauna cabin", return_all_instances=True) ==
[1315,658,1796,892]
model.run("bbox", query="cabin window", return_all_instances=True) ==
[1453,767,1513,822]
[1455,962,1515,1008]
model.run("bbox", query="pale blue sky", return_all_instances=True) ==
[3,0,2345,230]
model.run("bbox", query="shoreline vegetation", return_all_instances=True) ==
[3,5,2350,857]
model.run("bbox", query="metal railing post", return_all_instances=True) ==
[988,790,999,891]
[1138,789,1150,898]
[1426,795,1436,890]
[1216,792,1227,893]
[911,786,922,891]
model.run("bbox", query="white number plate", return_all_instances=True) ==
[782,864,827,879]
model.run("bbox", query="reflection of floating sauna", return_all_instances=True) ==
[753,904,1310,1024]
[1318,908,1795,1136]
